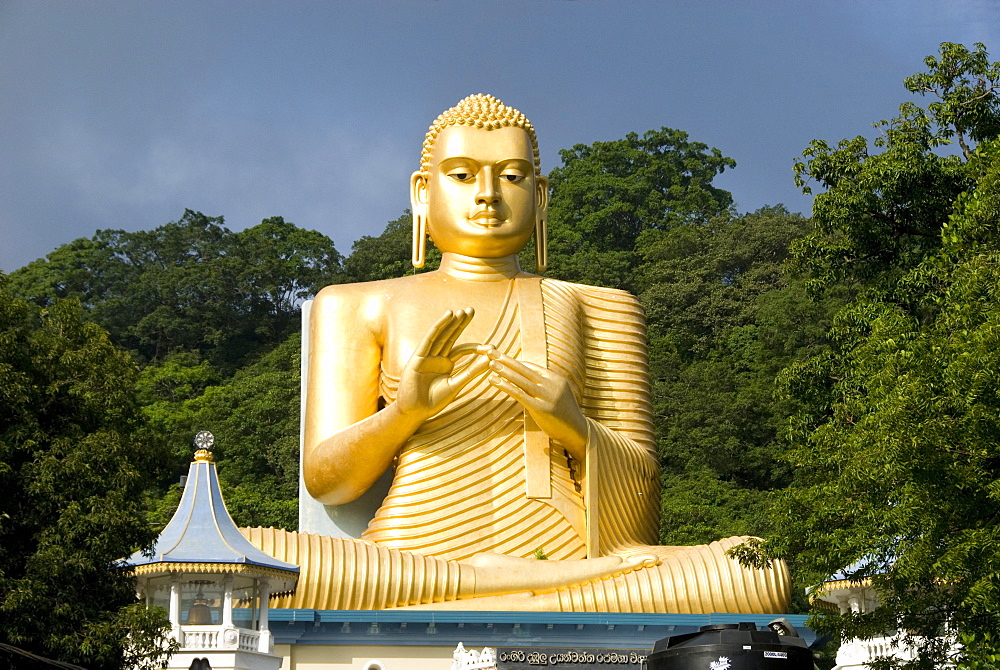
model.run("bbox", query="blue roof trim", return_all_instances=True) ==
[125,460,298,574]
[267,610,817,648]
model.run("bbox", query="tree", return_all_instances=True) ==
[136,333,301,530]
[737,43,1000,669]
[199,334,302,529]
[142,334,304,530]
[546,127,736,290]
[228,216,346,348]
[9,211,344,373]
[634,207,840,545]
[0,274,172,670]
[790,43,999,292]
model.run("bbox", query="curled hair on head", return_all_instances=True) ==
[420,94,541,176]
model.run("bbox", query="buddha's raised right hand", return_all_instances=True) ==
[305,308,492,505]
[395,308,492,422]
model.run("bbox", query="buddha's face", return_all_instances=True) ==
[412,125,548,259]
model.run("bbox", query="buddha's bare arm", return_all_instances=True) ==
[304,300,490,505]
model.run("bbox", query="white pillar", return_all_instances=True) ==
[258,579,272,654]
[169,577,182,643]
[222,575,234,627]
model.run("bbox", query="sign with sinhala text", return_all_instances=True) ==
[496,648,649,670]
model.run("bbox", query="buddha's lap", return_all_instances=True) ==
[240,527,790,613]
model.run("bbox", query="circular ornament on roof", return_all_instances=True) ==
[194,430,215,450]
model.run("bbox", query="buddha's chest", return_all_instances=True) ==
[379,279,523,377]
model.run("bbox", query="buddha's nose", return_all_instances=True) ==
[475,169,500,205]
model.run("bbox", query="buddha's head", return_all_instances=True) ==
[411,94,548,271]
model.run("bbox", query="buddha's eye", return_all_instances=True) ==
[500,172,525,183]
[448,171,474,182]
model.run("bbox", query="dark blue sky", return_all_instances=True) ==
[2,0,997,272]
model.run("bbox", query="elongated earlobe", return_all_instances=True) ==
[412,211,427,269]
[535,175,549,273]
[535,215,547,273]
[410,171,429,269]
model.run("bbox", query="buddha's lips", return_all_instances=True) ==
[470,211,503,226]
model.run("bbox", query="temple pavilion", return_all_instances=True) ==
[125,431,299,670]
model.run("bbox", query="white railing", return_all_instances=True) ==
[180,627,219,650]
[239,630,260,652]
[836,636,918,669]
[178,625,262,652]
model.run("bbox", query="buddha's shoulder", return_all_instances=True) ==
[313,274,437,306]
[540,278,642,309]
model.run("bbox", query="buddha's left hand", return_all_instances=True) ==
[484,349,587,462]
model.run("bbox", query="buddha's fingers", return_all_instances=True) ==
[487,353,552,404]
[425,309,470,358]
[486,349,546,385]
[490,365,540,399]
[415,310,456,358]
[488,373,532,407]
[487,351,588,457]
[446,351,492,395]
[447,343,491,360]
[435,307,475,357]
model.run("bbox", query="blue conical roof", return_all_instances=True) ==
[126,450,298,590]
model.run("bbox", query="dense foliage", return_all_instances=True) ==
[343,211,441,281]
[139,336,303,530]
[734,42,1000,669]
[636,207,843,544]
[545,127,737,291]
[0,275,173,669]
[10,211,343,374]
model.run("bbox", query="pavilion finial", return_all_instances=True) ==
[194,430,215,462]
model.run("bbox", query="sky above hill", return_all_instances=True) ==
[1,1,997,272]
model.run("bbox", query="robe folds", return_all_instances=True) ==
[362,277,660,560]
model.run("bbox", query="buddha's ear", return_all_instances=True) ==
[410,171,429,212]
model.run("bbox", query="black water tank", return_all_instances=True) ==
[646,622,812,670]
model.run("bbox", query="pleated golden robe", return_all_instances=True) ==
[245,278,791,613]
[361,277,659,560]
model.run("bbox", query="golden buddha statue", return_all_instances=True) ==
[244,94,791,613]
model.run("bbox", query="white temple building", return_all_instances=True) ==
[812,564,920,670]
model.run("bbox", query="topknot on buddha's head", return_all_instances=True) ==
[421,94,541,176]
